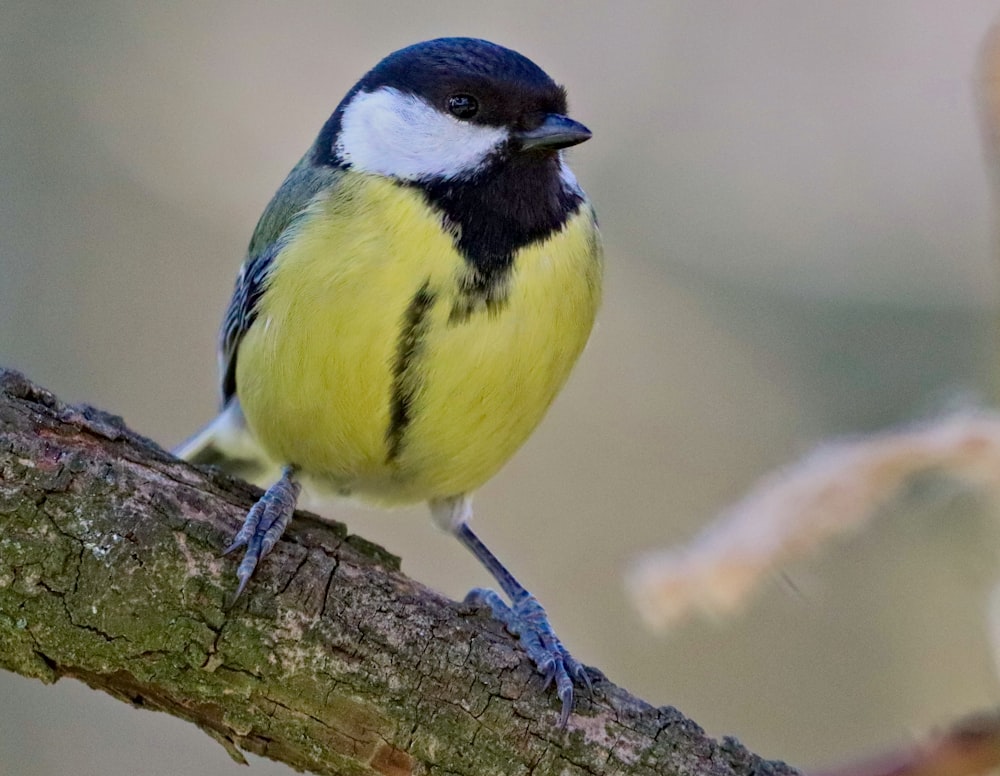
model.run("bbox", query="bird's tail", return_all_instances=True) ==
[174,400,276,484]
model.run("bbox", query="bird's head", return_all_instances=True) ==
[317,37,591,183]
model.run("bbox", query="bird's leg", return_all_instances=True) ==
[223,465,300,601]
[432,496,590,726]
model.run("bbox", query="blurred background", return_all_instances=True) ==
[3,2,1000,774]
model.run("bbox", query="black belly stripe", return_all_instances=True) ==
[415,151,584,323]
[386,282,436,462]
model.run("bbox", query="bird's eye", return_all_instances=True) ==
[447,94,479,120]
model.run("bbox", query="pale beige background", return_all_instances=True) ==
[3,2,1000,775]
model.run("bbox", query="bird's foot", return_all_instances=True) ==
[465,587,590,726]
[223,466,300,601]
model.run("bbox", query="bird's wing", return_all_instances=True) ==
[219,155,342,403]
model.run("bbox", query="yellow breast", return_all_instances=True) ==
[235,172,602,504]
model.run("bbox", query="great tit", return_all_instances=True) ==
[176,37,602,724]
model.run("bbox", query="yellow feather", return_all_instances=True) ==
[235,171,602,505]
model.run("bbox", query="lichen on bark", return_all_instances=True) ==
[0,368,800,776]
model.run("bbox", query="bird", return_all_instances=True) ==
[175,37,602,725]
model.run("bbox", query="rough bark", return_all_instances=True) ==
[0,367,799,776]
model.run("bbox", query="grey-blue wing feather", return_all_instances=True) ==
[219,154,343,403]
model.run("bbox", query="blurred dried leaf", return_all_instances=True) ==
[627,412,1000,630]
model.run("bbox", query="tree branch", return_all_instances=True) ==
[0,367,798,776]
[814,710,1000,776]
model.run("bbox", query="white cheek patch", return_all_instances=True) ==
[335,87,509,181]
[558,153,583,195]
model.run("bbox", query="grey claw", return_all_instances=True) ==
[464,586,586,725]
[224,467,300,600]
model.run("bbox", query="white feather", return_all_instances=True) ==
[335,87,509,181]
[558,155,583,195]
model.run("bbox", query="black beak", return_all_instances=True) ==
[514,114,592,152]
